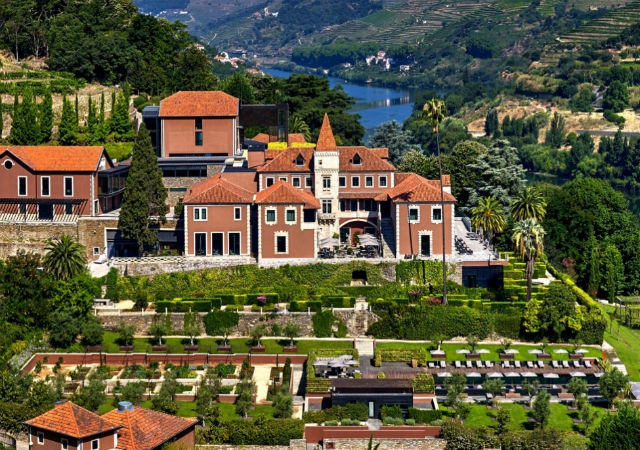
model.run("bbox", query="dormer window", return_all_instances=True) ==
[295,154,304,166]
[352,154,362,165]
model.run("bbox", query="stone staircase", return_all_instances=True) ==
[355,338,375,356]
[380,218,396,258]
[291,364,305,395]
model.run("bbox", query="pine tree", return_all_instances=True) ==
[58,97,78,145]
[118,124,167,254]
[99,92,105,123]
[110,91,116,119]
[10,89,40,145]
[110,92,130,135]
[39,88,53,143]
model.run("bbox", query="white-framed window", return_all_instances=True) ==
[18,176,27,196]
[322,177,331,191]
[339,176,346,187]
[351,176,360,188]
[64,177,74,197]
[3,159,14,169]
[93,199,98,215]
[292,177,301,188]
[350,200,358,211]
[37,432,44,445]
[408,205,420,223]
[285,208,296,224]
[266,177,274,188]
[91,439,99,450]
[305,176,312,188]
[234,207,241,221]
[322,199,332,214]
[432,206,443,223]
[266,208,277,224]
[61,438,68,450]
[41,177,50,197]
[275,231,289,254]
[194,207,207,221]
[379,175,388,187]
[365,176,373,187]
[93,247,100,256]
[279,176,287,182]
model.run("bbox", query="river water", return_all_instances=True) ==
[263,68,418,143]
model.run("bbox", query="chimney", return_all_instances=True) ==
[441,175,451,194]
[117,401,134,412]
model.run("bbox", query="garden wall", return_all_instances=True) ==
[324,437,445,450]
[114,256,253,276]
[304,426,443,446]
[200,440,306,450]
[0,222,78,259]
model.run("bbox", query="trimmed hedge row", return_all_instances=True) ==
[155,299,216,312]
[218,419,304,445]
[321,296,356,308]
[408,408,442,424]
[412,373,435,393]
[306,348,359,393]
[302,403,368,423]
[216,293,279,305]
[374,348,427,367]
[289,301,322,312]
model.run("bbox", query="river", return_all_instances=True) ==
[263,68,419,143]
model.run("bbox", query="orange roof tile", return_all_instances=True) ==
[257,147,314,173]
[102,406,196,450]
[338,147,395,172]
[264,149,283,160]
[375,173,456,203]
[441,174,451,186]
[369,148,389,159]
[2,146,106,172]
[255,181,320,209]
[183,173,254,204]
[252,133,306,145]
[26,402,121,439]
[159,91,239,117]
[316,114,337,151]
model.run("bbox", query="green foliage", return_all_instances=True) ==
[198,417,304,445]
[116,321,136,347]
[532,390,551,428]
[599,368,629,407]
[289,301,322,312]
[70,373,106,413]
[380,404,402,419]
[49,309,81,348]
[368,120,420,165]
[81,318,104,346]
[602,245,624,303]
[302,403,368,423]
[110,93,131,136]
[151,371,179,415]
[545,112,566,149]
[412,373,435,394]
[118,124,167,253]
[312,310,344,338]
[485,108,499,137]
[306,349,359,393]
[155,299,215,313]
[374,348,427,367]
[203,310,239,336]
[603,81,629,113]
[407,408,442,424]
[272,393,293,419]
[588,402,640,450]
[570,87,595,113]
[58,96,77,145]
[9,90,39,145]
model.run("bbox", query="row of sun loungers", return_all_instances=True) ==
[429,360,593,370]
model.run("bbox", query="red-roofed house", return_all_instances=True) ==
[26,401,196,450]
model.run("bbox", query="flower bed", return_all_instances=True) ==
[306,348,359,393]
[374,347,427,367]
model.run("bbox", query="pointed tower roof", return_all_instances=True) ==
[316,114,337,151]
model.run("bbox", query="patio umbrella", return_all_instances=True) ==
[487,372,503,378]
[594,372,604,378]
[553,349,568,354]
[339,355,352,360]
[575,349,590,354]
[344,360,358,365]
[437,372,452,378]
[466,372,482,378]
[504,372,520,378]
[476,349,490,354]
[330,362,347,368]
[570,372,586,377]
[313,361,329,366]
[528,349,543,354]
[520,372,537,377]
[456,349,470,354]
[431,350,445,355]
[504,349,519,355]
[328,359,344,365]
[543,373,560,379]
[359,235,379,246]
[320,237,340,248]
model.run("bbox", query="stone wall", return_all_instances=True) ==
[199,439,305,450]
[333,310,379,338]
[77,217,119,260]
[0,222,78,259]
[163,165,221,207]
[114,256,253,276]
[326,438,445,450]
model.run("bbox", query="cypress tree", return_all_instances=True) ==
[118,124,167,255]
[39,88,53,143]
[544,112,566,149]
[10,89,40,145]
[75,93,79,125]
[110,91,116,118]
[110,92,131,135]
[58,97,78,145]
[87,96,97,133]
[484,108,499,137]
[99,92,105,123]
[0,95,3,139]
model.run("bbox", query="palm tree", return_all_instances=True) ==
[471,197,506,243]
[510,187,547,221]
[289,115,312,143]
[512,219,545,302]
[43,234,87,280]
[423,98,448,304]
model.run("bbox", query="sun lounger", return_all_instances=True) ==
[562,361,570,368]
[585,361,592,368]
[428,362,435,368]
[477,361,484,368]
[486,361,494,368]
[455,361,461,368]
[503,361,511,369]
[552,361,560,368]
[514,361,521,368]
[440,361,446,369]
[537,361,544,368]
[527,361,535,368]
[466,361,473,368]
[573,361,582,368]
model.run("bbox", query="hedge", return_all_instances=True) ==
[220,419,304,445]
[321,296,356,308]
[246,293,279,304]
[218,294,247,306]
[155,299,214,313]
[289,301,322,312]
[302,403,368,423]
[374,348,427,367]
[306,348,359,393]
[408,408,442,424]
[412,373,435,393]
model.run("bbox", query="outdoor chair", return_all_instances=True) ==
[514,361,521,368]
[439,361,446,369]
[477,361,484,368]
[585,361,592,368]
[503,361,511,369]
[562,361,570,368]
[527,361,535,368]
[573,361,582,368]
[455,361,461,368]
[552,361,560,368]
[466,361,473,368]
[486,361,494,368]
[428,362,435,368]
[537,361,544,368]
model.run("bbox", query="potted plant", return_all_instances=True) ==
[117,322,136,352]
[538,338,551,360]
[82,318,104,352]
[283,323,301,353]
[499,338,513,360]
[149,318,167,352]
[183,311,203,352]
[250,324,267,352]
[569,339,583,360]
[430,334,447,359]
[218,326,233,353]
[466,335,480,360]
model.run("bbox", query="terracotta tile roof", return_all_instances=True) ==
[316,114,337,151]
[183,173,254,204]
[252,133,306,145]
[26,402,121,439]
[339,192,385,199]
[338,147,395,172]
[264,149,283,160]
[369,148,389,159]
[257,147,314,173]
[441,174,451,186]
[255,181,320,209]
[2,146,106,172]
[375,173,456,203]
[159,91,239,117]
[394,173,412,184]
[102,407,196,450]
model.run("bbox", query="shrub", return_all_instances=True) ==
[218,418,304,445]
[374,348,427,367]
[408,408,442,424]
[325,420,338,426]
[321,296,356,308]
[289,301,322,312]
[412,373,435,394]
[312,310,344,337]
[380,405,402,419]
[302,403,368,423]
[405,418,416,426]
[155,299,213,313]
[377,371,386,378]
[203,310,239,336]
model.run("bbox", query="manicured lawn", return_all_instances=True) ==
[101,332,352,355]
[97,399,198,418]
[375,342,601,362]
[213,402,275,421]
[598,304,640,381]
[443,403,607,434]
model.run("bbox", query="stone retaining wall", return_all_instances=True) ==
[114,256,252,276]
[199,439,306,450]
[0,222,78,259]
[326,438,445,450]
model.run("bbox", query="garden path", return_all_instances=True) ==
[252,365,272,403]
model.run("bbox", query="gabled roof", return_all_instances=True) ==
[257,147,314,173]
[252,133,306,145]
[316,114,337,151]
[338,147,394,172]
[369,148,389,159]
[159,91,239,117]
[183,173,254,205]
[375,173,456,203]
[255,181,320,209]
[102,407,196,450]
[1,146,107,172]
[26,402,121,439]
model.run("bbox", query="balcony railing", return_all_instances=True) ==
[318,213,336,221]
